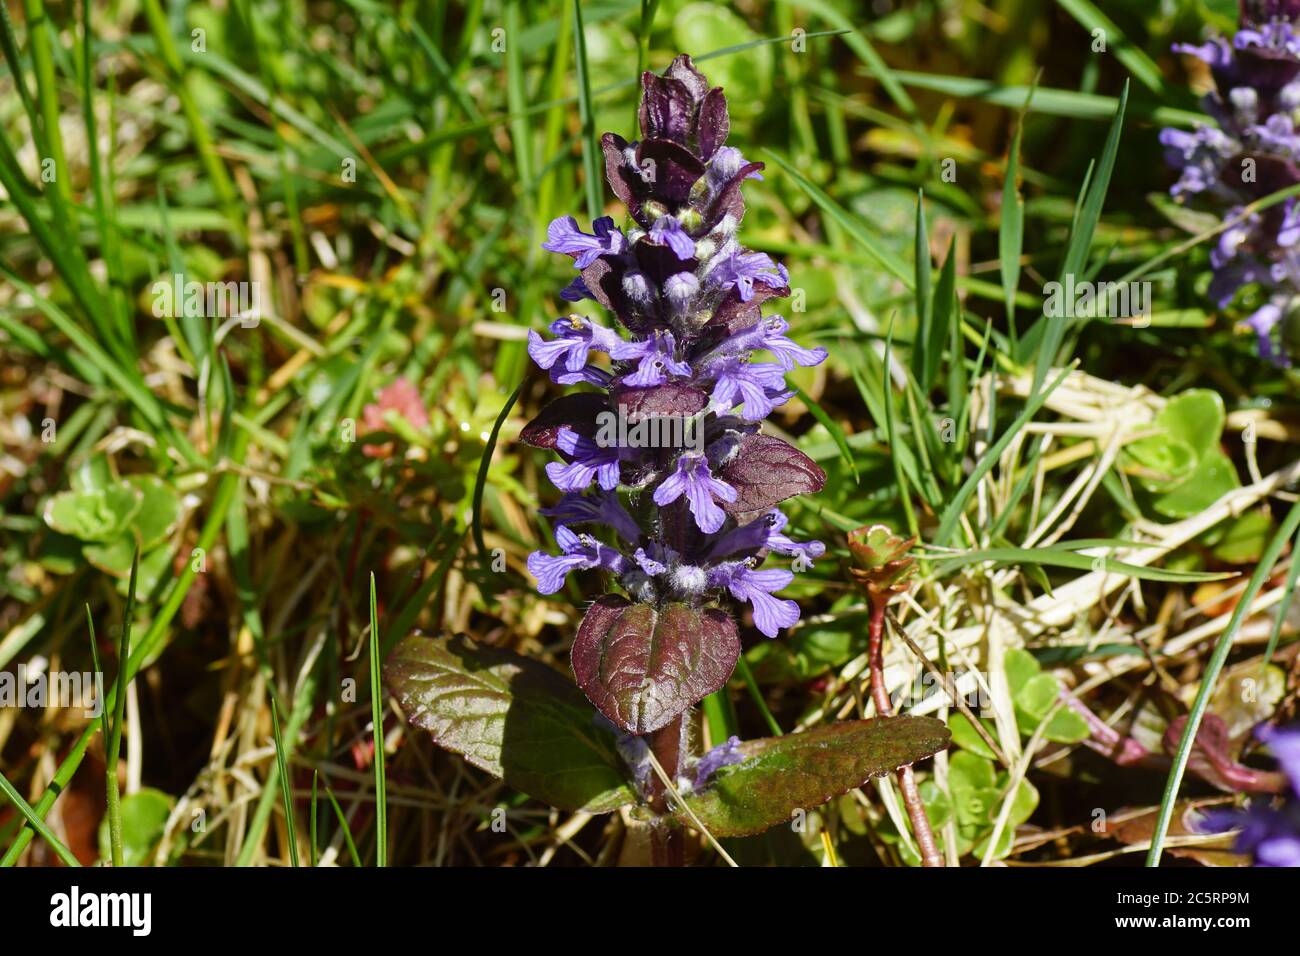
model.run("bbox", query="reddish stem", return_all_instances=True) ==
[646,715,686,866]
[869,597,944,867]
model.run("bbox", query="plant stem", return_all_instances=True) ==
[868,598,943,868]
[646,715,685,867]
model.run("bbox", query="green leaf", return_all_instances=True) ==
[948,749,997,795]
[1123,390,1239,517]
[1152,449,1239,519]
[1039,707,1091,744]
[1004,648,1041,698]
[1126,433,1198,486]
[385,633,637,813]
[1004,652,1091,744]
[891,71,1201,127]
[677,716,950,837]
[1000,81,1034,344]
[84,535,139,578]
[948,712,998,760]
[1055,0,1166,95]
[42,484,143,543]
[912,192,933,387]
[96,787,173,867]
[1211,509,1275,564]
[1014,672,1061,718]
[1156,389,1224,462]
[1002,774,1040,828]
[124,475,182,550]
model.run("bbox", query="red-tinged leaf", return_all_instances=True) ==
[704,286,788,338]
[705,161,763,230]
[678,717,951,837]
[633,240,698,286]
[636,138,705,206]
[718,433,826,514]
[385,633,637,813]
[602,132,642,219]
[611,383,708,421]
[638,73,695,145]
[520,393,609,449]
[696,87,729,160]
[572,596,740,735]
[665,54,709,101]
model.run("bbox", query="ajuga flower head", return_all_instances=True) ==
[522,55,828,735]
[1162,0,1300,364]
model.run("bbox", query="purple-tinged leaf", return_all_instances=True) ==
[703,285,787,337]
[637,139,706,206]
[520,393,609,448]
[385,633,638,813]
[705,161,764,229]
[612,383,708,421]
[602,132,643,219]
[577,256,661,336]
[572,596,740,735]
[696,88,729,161]
[639,73,695,144]
[665,54,709,101]
[678,717,951,837]
[633,240,698,287]
[718,433,826,514]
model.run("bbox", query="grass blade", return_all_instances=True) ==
[103,548,139,867]
[369,573,387,867]
[270,696,300,867]
[572,0,602,223]
[765,149,913,288]
[474,378,526,560]
[1055,0,1165,95]
[1147,496,1300,866]
[933,365,1074,547]
[0,771,80,868]
[912,191,933,388]
[1020,81,1129,393]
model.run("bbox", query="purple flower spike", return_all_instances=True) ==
[1245,302,1290,366]
[1164,9,1300,365]
[542,215,626,268]
[527,526,628,594]
[545,428,621,491]
[765,510,826,565]
[653,454,737,533]
[707,147,763,186]
[756,317,828,369]
[521,55,828,736]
